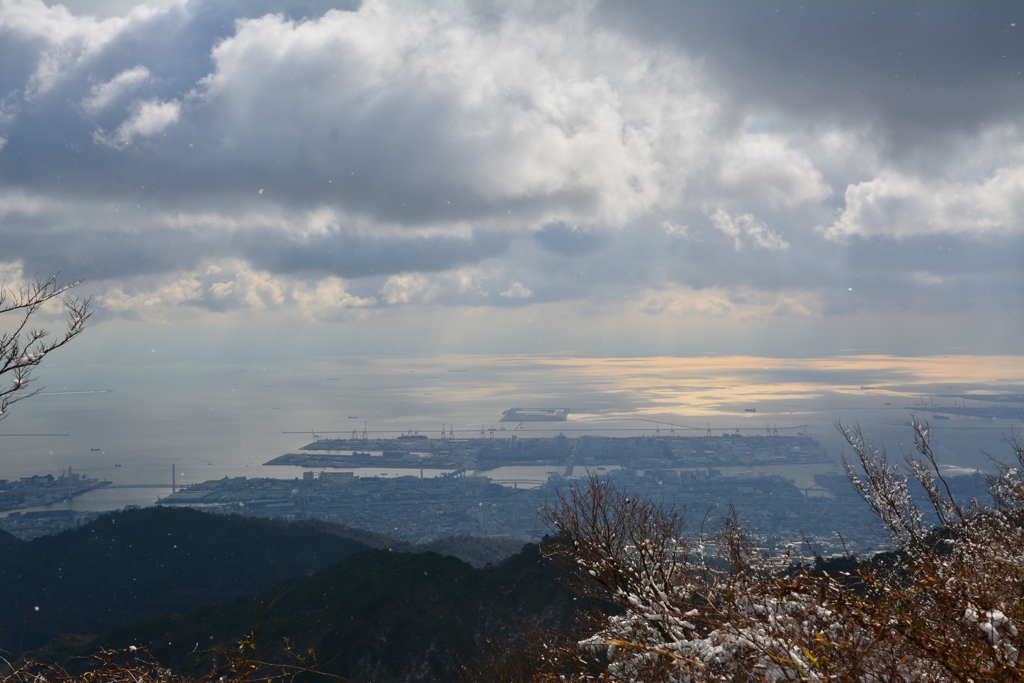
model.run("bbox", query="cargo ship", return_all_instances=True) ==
[499,408,570,422]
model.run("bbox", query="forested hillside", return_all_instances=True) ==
[97,543,578,682]
[0,507,480,654]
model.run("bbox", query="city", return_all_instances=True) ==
[155,433,883,556]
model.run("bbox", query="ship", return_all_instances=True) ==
[499,408,570,422]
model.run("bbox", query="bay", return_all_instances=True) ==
[1,354,1019,514]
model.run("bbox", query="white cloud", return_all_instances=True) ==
[94,97,180,147]
[662,220,699,241]
[0,260,69,317]
[717,131,832,208]
[821,165,1024,241]
[380,274,435,305]
[1,1,840,234]
[379,268,498,306]
[806,126,882,179]
[709,209,789,250]
[0,189,45,218]
[82,65,150,113]
[639,286,818,319]
[196,1,723,227]
[95,260,373,321]
[641,289,735,317]
[0,96,16,127]
[0,1,159,98]
[288,276,376,322]
[0,260,27,289]
[500,281,532,298]
[203,263,287,310]
[98,274,202,317]
[906,271,945,286]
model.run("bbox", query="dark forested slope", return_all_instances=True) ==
[0,507,396,654]
[103,543,579,683]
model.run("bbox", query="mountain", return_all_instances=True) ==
[101,543,579,683]
[0,507,396,654]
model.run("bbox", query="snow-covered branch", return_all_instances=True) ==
[537,421,1024,682]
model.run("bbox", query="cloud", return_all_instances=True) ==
[906,271,945,287]
[716,131,831,208]
[235,225,511,279]
[709,209,789,251]
[641,289,735,317]
[639,286,818,320]
[95,260,374,321]
[0,189,45,218]
[377,267,554,307]
[500,281,532,299]
[380,274,434,305]
[94,96,180,147]
[532,222,608,256]
[187,1,724,226]
[82,65,150,113]
[0,1,159,99]
[595,2,1024,149]
[0,1,1018,355]
[661,220,696,240]
[821,165,1024,241]
[0,187,513,283]
[290,276,376,322]
[0,183,1017,332]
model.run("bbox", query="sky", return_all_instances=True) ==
[0,0,1022,363]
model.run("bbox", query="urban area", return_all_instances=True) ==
[0,469,110,538]
[2,432,990,555]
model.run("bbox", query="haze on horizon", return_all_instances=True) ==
[0,0,1021,366]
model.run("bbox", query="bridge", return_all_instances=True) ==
[104,484,174,489]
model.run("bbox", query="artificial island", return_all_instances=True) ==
[264,431,833,473]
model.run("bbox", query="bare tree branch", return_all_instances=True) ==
[0,275,91,419]
[535,421,1024,682]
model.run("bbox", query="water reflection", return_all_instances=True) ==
[0,354,1018,513]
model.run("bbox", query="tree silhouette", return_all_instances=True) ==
[0,275,91,419]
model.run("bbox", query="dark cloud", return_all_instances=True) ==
[532,223,609,256]
[497,222,1024,317]
[6,226,220,280]
[1,2,358,203]
[0,201,509,283]
[0,1,1017,354]
[595,1,1024,151]
[0,1,712,225]
[236,229,510,279]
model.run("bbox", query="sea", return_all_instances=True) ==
[2,354,1021,515]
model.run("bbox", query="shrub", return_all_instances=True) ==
[540,419,1024,682]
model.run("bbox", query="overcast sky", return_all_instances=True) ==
[1,0,1021,362]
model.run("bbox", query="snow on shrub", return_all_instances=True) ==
[541,419,1024,682]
